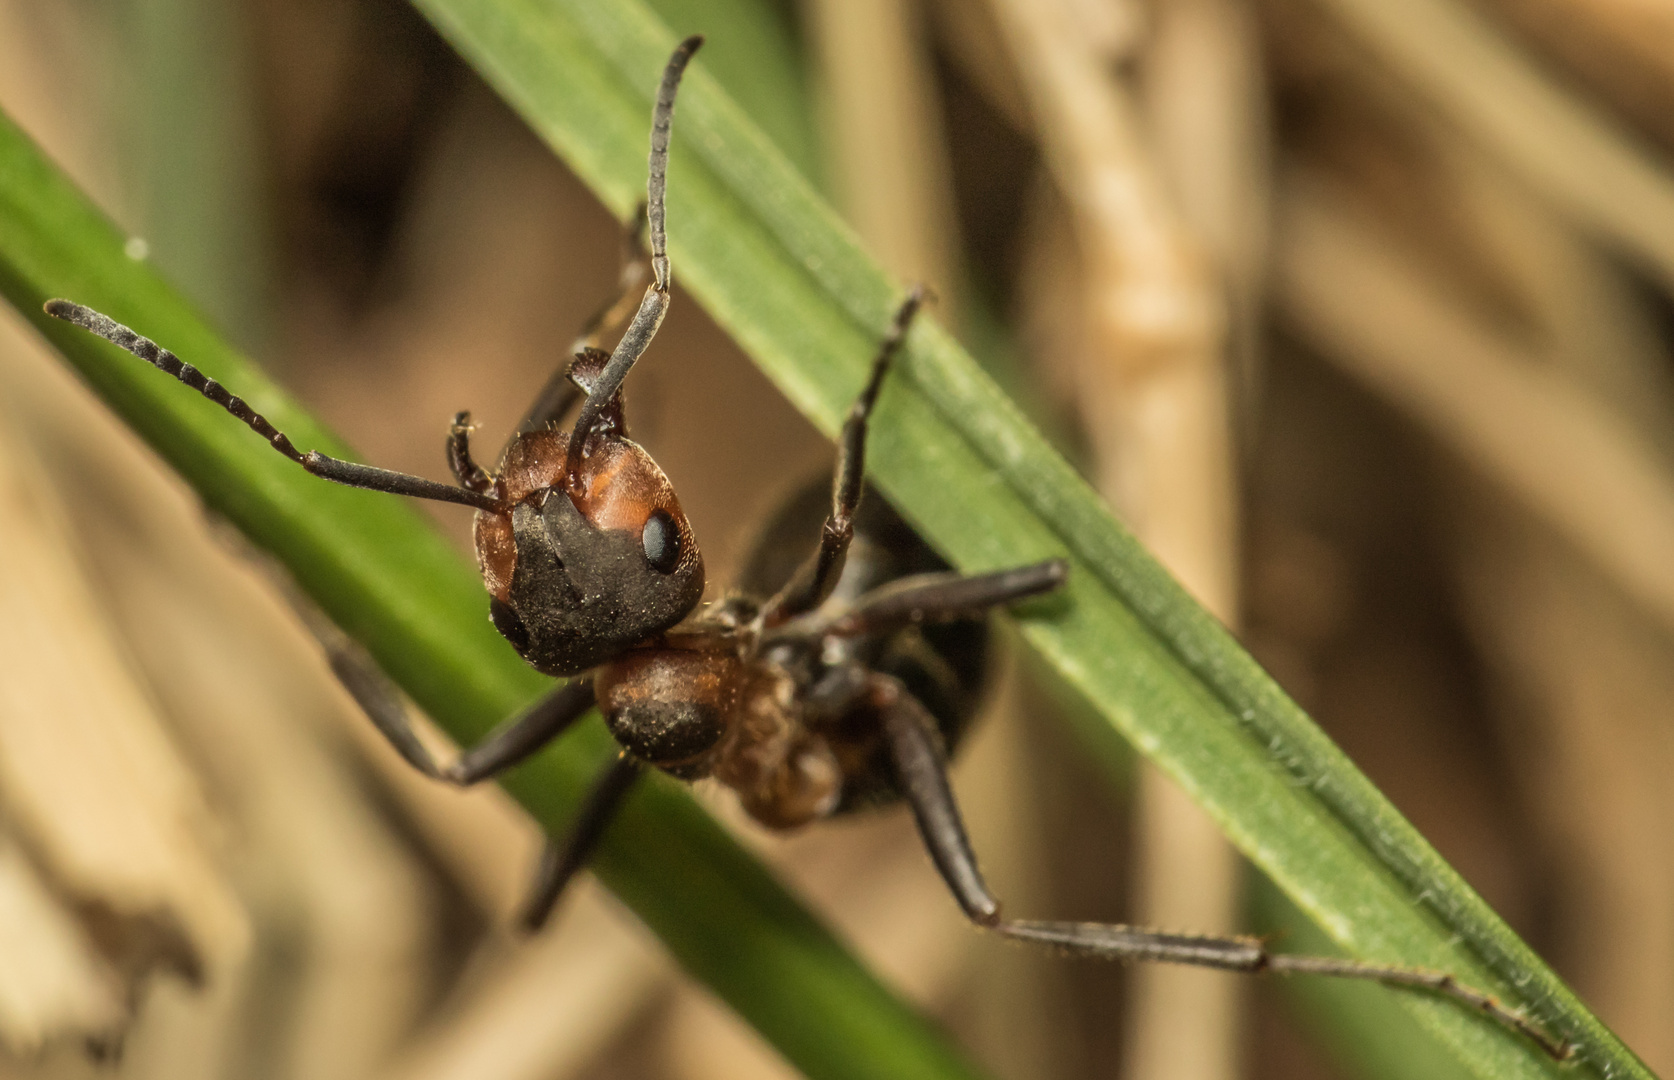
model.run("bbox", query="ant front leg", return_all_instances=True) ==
[574,203,653,355]
[313,614,595,785]
[759,287,927,627]
[446,680,599,784]
[447,412,493,493]
[874,676,1572,1060]
[521,753,643,930]
[327,618,633,931]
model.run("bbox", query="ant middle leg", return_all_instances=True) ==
[873,676,1571,1060]
[765,559,1069,647]
[759,286,927,626]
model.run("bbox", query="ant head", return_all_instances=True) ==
[475,424,704,676]
[468,35,707,678]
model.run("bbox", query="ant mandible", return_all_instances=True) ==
[45,35,1567,1061]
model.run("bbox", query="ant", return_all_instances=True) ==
[45,35,1568,1062]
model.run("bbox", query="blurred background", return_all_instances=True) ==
[2,0,1674,1078]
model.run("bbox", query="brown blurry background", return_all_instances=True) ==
[2,0,1674,1078]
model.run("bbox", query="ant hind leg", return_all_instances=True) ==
[873,675,1571,1060]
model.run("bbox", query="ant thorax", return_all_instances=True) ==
[591,619,849,831]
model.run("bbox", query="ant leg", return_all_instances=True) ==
[45,301,504,513]
[565,36,703,480]
[759,287,927,627]
[447,412,495,493]
[509,370,583,450]
[313,609,595,783]
[505,211,650,447]
[873,676,1572,1061]
[445,679,597,784]
[521,754,643,931]
[575,204,652,355]
[766,559,1067,645]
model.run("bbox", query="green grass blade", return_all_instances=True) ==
[0,110,990,1080]
[1247,873,1479,1080]
[408,2,1646,1076]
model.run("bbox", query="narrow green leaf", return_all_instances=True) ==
[0,111,988,1080]
[408,2,1644,1077]
[1247,873,1478,1080]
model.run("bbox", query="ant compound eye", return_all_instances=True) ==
[642,509,681,574]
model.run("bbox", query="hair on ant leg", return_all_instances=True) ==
[43,34,1571,1063]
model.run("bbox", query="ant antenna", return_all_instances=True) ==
[46,301,307,463]
[566,34,704,484]
[44,300,504,512]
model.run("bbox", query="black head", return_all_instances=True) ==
[476,431,705,676]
